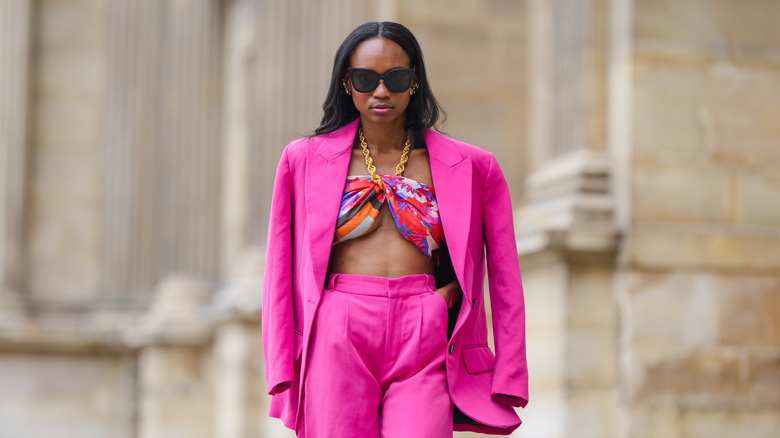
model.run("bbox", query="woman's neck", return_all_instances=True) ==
[360,117,408,152]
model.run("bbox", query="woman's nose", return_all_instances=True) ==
[373,80,390,97]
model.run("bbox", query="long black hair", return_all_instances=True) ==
[314,22,445,148]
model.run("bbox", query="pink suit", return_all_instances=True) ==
[262,119,529,435]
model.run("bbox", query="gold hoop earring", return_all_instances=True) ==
[342,79,351,95]
[410,84,419,96]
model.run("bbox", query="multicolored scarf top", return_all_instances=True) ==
[333,175,444,259]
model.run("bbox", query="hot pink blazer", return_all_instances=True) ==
[262,119,528,435]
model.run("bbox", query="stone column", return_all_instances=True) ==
[101,0,162,298]
[220,0,266,285]
[101,0,222,301]
[0,0,31,322]
[155,0,222,279]
[517,1,619,437]
[526,0,555,173]
[550,0,590,157]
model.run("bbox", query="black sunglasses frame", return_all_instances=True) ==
[347,67,416,94]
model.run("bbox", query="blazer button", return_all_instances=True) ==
[472,299,476,309]
[449,344,455,354]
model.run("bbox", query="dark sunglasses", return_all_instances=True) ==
[347,67,415,93]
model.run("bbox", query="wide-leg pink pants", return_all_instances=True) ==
[301,273,452,438]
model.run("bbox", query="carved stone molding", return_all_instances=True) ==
[125,275,212,348]
[516,150,619,258]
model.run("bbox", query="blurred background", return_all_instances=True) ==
[1,0,778,437]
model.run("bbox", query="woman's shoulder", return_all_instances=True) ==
[278,132,333,162]
[282,121,358,162]
[283,133,327,152]
[425,129,497,164]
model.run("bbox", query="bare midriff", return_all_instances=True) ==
[327,145,436,278]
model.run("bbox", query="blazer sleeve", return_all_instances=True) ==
[262,147,295,395]
[483,154,529,408]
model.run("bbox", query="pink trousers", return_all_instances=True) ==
[300,273,452,438]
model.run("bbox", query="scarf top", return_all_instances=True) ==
[333,175,444,260]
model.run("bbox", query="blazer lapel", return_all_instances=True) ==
[427,131,474,303]
[304,120,359,292]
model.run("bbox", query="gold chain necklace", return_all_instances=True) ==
[358,127,411,188]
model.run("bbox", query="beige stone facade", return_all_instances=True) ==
[1,1,778,437]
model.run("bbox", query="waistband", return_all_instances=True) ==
[326,273,436,298]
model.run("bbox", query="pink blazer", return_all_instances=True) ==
[262,119,528,435]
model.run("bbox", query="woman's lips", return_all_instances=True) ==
[371,104,392,114]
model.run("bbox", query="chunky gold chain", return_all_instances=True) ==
[358,127,411,188]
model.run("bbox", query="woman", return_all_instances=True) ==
[263,22,528,437]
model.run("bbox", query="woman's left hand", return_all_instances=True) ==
[435,280,462,309]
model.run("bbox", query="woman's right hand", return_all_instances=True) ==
[435,280,462,309]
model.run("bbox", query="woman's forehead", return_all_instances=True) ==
[349,37,411,70]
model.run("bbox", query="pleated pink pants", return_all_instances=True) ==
[300,273,452,438]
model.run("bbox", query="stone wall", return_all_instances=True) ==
[514,1,780,438]
[617,1,780,437]
[0,353,130,438]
